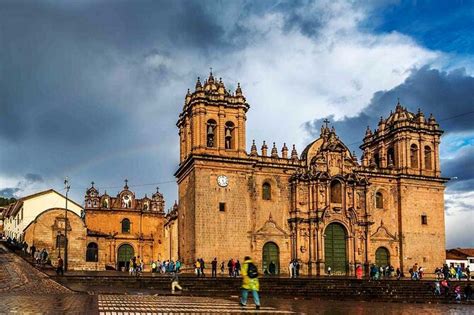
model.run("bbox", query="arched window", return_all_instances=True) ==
[330,180,342,203]
[86,242,98,262]
[206,119,217,148]
[410,144,418,168]
[224,121,235,149]
[262,182,271,200]
[373,153,380,167]
[121,218,131,234]
[375,191,383,209]
[387,147,395,167]
[424,146,432,170]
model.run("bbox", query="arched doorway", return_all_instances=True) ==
[117,244,134,271]
[324,223,348,275]
[262,242,279,275]
[375,247,390,267]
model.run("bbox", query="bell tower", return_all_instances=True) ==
[360,100,443,177]
[176,71,250,163]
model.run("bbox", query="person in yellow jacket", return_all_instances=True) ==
[240,256,261,309]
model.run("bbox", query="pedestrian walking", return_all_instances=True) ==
[211,257,218,278]
[239,256,260,310]
[171,272,183,293]
[220,261,225,275]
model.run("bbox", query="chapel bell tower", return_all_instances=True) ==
[360,100,442,177]
[176,71,250,163]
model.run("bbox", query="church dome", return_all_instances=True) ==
[385,101,415,125]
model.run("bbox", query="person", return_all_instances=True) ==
[228,259,233,277]
[195,259,201,277]
[295,260,300,277]
[327,266,332,277]
[466,266,471,281]
[56,256,64,276]
[456,265,462,281]
[220,261,225,275]
[199,258,205,277]
[240,256,260,310]
[231,259,237,277]
[269,261,276,275]
[412,263,419,280]
[441,279,450,297]
[211,257,218,278]
[464,283,472,301]
[434,280,441,295]
[30,245,36,258]
[151,261,157,273]
[175,259,181,273]
[171,272,183,293]
[356,264,363,280]
[236,260,241,277]
[454,285,462,301]
[396,267,402,280]
[442,264,449,280]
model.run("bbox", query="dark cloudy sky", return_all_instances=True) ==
[1,0,473,247]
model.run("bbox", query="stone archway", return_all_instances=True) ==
[117,244,134,271]
[375,247,390,267]
[324,223,348,275]
[262,242,280,275]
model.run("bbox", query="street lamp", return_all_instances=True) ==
[64,177,71,272]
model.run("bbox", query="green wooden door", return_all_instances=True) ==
[262,242,279,274]
[324,223,348,274]
[375,247,390,267]
[117,244,134,270]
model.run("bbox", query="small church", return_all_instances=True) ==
[172,71,447,275]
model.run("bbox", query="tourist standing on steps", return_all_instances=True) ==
[327,266,332,277]
[240,256,261,310]
[211,257,218,277]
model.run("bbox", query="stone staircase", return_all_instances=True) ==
[52,275,473,304]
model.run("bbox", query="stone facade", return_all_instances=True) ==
[173,72,447,276]
[83,181,166,271]
[23,208,88,270]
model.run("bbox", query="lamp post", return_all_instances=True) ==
[64,177,70,272]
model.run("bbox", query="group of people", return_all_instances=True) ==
[434,279,472,301]
[193,258,245,278]
[151,259,181,274]
[435,264,471,281]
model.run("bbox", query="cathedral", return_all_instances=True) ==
[173,71,447,276]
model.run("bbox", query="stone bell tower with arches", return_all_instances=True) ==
[176,70,249,163]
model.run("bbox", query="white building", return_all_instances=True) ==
[3,189,83,241]
[446,248,474,279]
